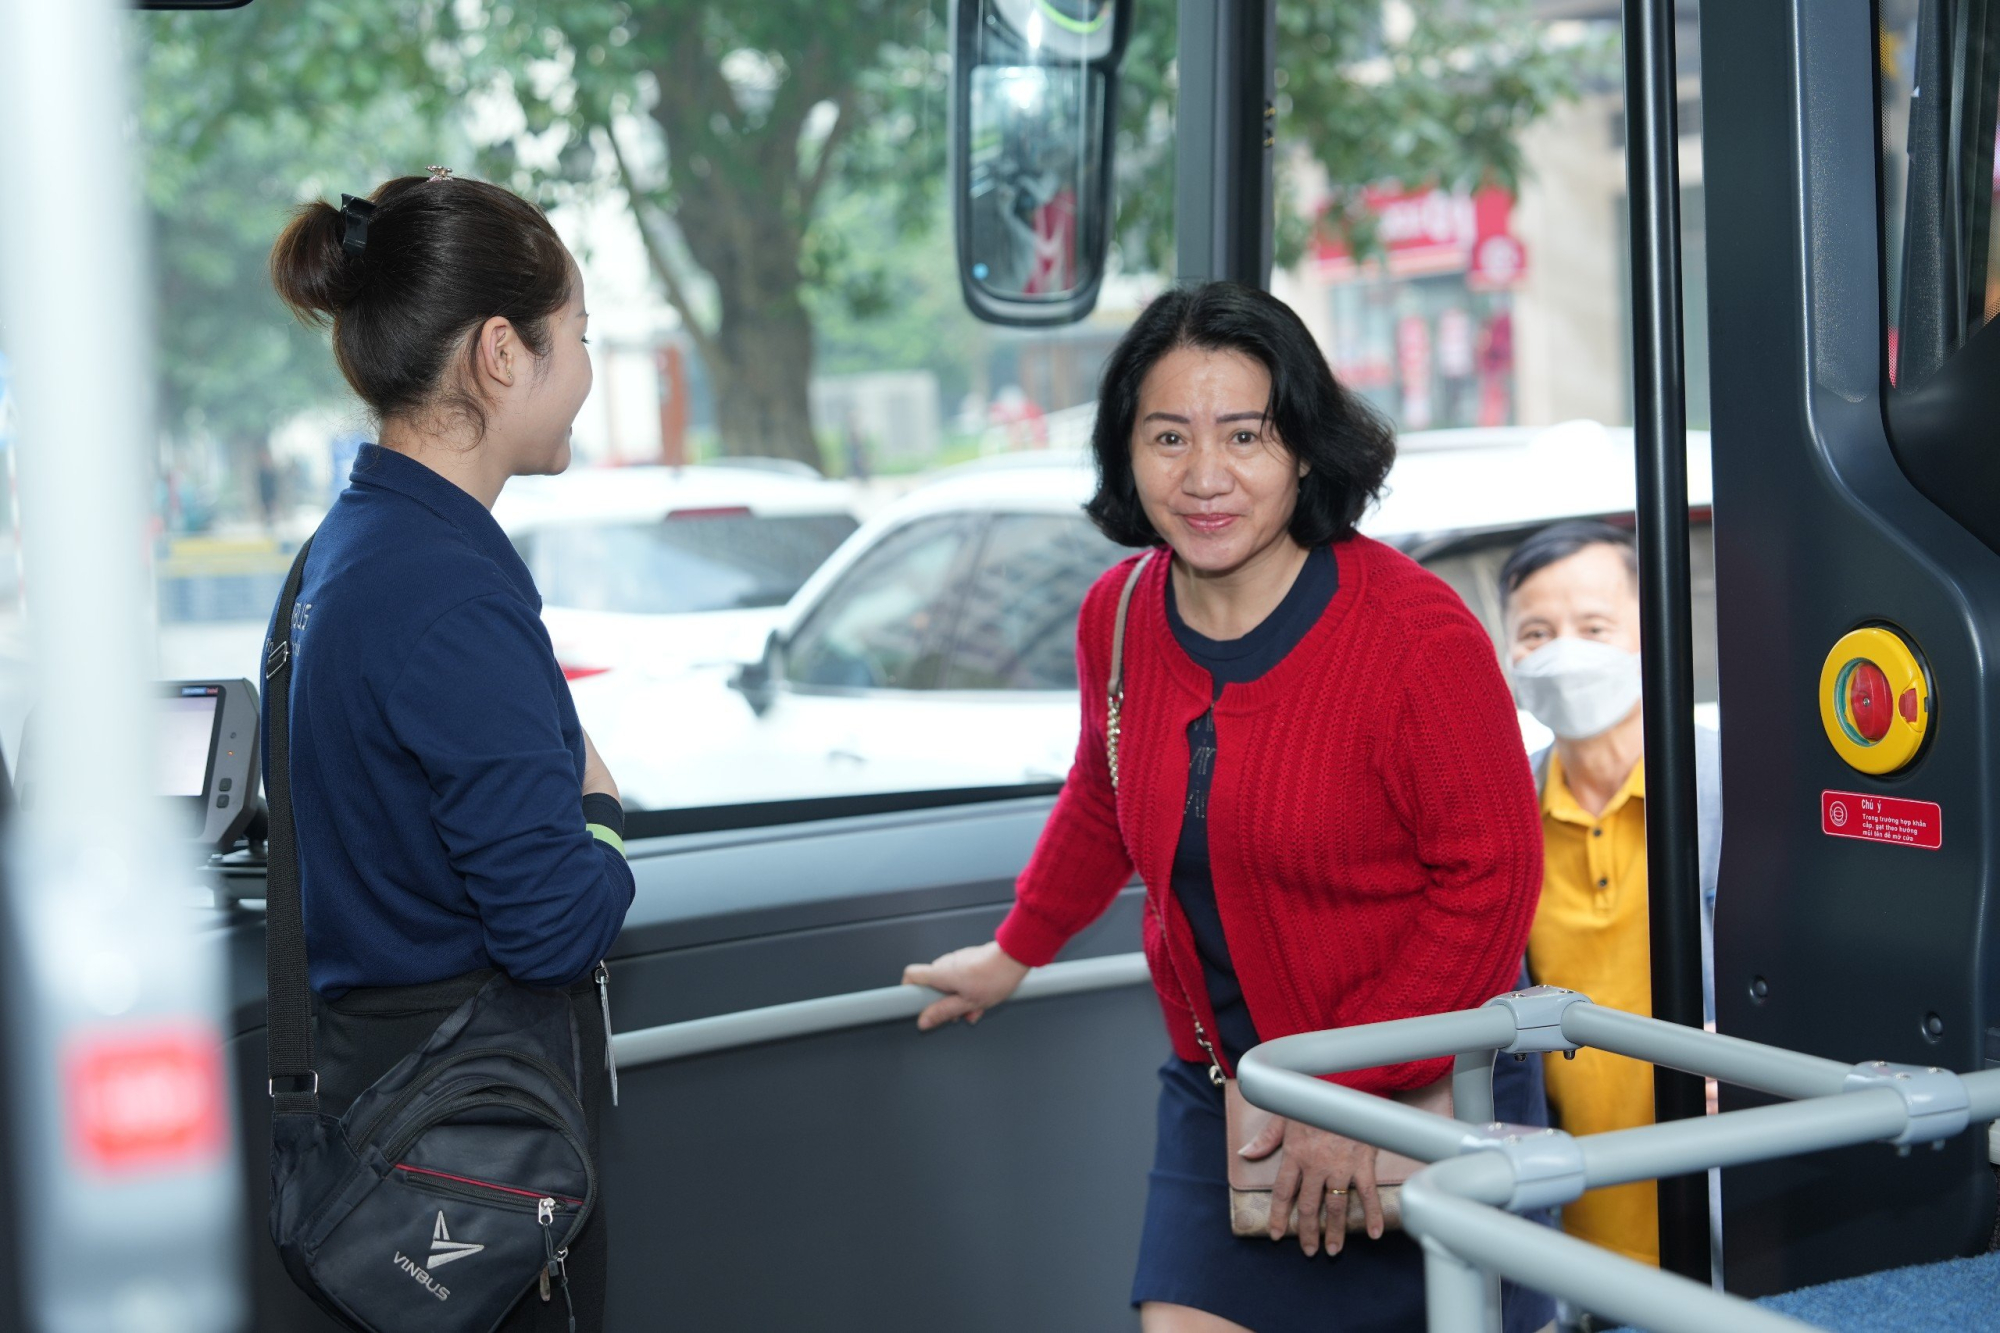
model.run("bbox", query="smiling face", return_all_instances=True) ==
[1128,346,1307,577]
[501,269,592,478]
[1504,541,1643,667]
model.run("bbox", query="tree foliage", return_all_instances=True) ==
[132,0,1588,476]
[135,2,477,505]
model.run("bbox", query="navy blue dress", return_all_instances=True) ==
[1129,547,1555,1332]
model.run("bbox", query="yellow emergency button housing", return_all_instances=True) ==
[1819,626,1932,775]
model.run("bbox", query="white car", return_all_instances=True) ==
[493,462,861,686]
[575,421,1717,811]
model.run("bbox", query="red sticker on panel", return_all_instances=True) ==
[66,1026,227,1173]
[1821,791,1943,850]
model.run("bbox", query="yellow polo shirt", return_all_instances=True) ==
[1527,751,1659,1266]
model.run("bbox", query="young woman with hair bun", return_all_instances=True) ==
[265,173,630,1332]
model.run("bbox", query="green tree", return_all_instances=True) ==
[134,0,1585,482]
[495,0,951,468]
[532,0,1579,463]
[135,3,477,520]
[1111,0,1589,274]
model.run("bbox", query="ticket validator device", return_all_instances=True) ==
[1705,0,2000,1296]
[15,678,260,851]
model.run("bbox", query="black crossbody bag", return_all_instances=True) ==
[264,539,596,1333]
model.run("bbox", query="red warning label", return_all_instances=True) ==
[1821,791,1943,850]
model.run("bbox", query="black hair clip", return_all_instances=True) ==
[338,193,377,258]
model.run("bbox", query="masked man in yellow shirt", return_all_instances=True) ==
[1499,521,1721,1276]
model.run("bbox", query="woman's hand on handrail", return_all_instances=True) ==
[1238,1116,1385,1257]
[903,941,1030,1030]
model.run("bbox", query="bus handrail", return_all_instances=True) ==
[1237,988,2000,1333]
[610,950,1150,1068]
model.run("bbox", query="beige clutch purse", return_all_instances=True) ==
[1224,1075,1453,1237]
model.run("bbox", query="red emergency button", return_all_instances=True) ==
[1848,660,1891,742]
[1820,626,1932,775]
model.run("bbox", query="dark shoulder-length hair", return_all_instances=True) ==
[1084,282,1396,548]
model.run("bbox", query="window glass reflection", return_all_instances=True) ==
[524,514,859,616]
[943,514,1125,690]
[787,516,978,691]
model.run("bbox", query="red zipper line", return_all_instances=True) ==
[395,1162,584,1207]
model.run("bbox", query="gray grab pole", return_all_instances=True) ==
[1245,1006,1519,1077]
[1453,1049,1499,1126]
[1575,1088,1911,1190]
[1404,1158,1815,1333]
[1421,1235,1503,1333]
[1238,1008,1523,1164]
[1561,1003,1854,1099]
[611,951,1150,1068]
[1238,991,2000,1333]
[1960,1067,2000,1120]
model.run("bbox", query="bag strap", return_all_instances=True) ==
[1099,549,1225,1078]
[1104,549,1156,792]
[264,538,319,1118]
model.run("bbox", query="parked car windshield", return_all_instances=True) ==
[942,515,1129,691]
[522,513,860,616]
[786,515,980,689]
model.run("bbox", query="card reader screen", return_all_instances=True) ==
[160,693,220,797]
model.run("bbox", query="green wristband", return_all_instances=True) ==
[586,823,626,858]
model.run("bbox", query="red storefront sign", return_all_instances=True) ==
[1396,315,1434,429]
[1468,187,1528,290]
[1315,185,1527,287]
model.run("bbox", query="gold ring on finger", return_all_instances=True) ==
[1327,1188,1348,1195]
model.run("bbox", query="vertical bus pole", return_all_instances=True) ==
[0,0,245,1328]
[1620,0,1713,1283]
[1175,0,1276,287]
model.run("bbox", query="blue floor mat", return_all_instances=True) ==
[1611,1252,2000,1331]
[1756,1252,2000,1331]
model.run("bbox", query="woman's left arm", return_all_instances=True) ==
[1327,621,1544,1076]
[387,595,637,988]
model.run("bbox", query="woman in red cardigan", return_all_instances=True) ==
[904,283,1548,1333]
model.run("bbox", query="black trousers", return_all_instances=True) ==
[315,970,610,1333]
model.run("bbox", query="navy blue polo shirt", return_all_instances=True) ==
[264,444,635,997]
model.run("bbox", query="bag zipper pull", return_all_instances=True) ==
[1192,1016,1225,1088]
[557,1245,576,1333]
[595,961,619,1107]
[538,1197,558,1302]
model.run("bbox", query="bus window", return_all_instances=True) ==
[120,2,1697,827]
[1880,0,2000,557]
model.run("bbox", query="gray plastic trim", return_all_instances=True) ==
[1842,1061,1972,1145]
[1458,1124,1589,1212]
[1485,986,1589,1055]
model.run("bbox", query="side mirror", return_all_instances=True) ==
[732,629,786,717]
[950,0,1131,327]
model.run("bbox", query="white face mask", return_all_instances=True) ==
[1512,637,1643,741]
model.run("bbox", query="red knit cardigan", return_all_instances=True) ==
[995,535,1543,1095]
